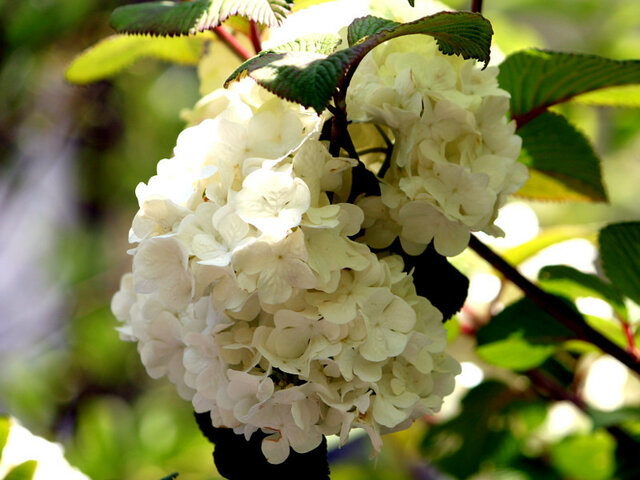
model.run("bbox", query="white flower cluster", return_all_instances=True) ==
[112,79,461,464]
[347,36,529,256]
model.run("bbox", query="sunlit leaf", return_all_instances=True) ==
[599,222,640,306]
[573,84,640,107]
[111,0,294,36]
[503,225,594,266]
[226,12,492,113]
[516,112,607,202]
[538,265,628,320]
[65,34,205,84]
[498,49,640,124]
[550,431,616,480]
[476,298,574,371]
[3,461,38,480]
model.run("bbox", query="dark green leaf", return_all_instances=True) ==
[538,265,627,320]
[516,112,607,202]
[65,34,205,84]
[159,474,179,480]
[498,49,640,124]
[399,242,469,321]
[550,431,616,480]
[4,461,38,480]
[599,222,640,305]
[226,12,492,113]
[111,0,294,36]
[194,412,329,479]
[0,416,9,461]
[408,0,415,6]
[587,407,640,429]
[476,297,575,371]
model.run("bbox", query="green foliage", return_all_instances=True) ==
[599,222,640,306]
[550,431,616,480]
[516,112,607,202]
[538,265,628,320]
[159,473,179,480]
[3,461,37,480]
[498,49,640,123]
[111,0,294,36]
[65,34,205,84]
[476,298,574,371]
[573,84,640,107]
[407,0,415,6]
[225,12,492,113]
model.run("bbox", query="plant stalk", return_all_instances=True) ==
[214,26,252,61]
[468,234,640,376]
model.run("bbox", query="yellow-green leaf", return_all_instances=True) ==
[66,34,205,85]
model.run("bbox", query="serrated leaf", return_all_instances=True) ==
[599,222,640,306]
[111,0,294,36]
[65,34,205,84]
[476,298,575,371]
[226,11,492,113]
[4,460,38,480]
[516,112,607,202]
[0,416,9,461]
[498,49,640,125]
[550,431,616,480]
[538,265,628,320]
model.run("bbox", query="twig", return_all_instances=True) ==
[471,0,483,14]
[214,26,252,61]
[249,20,262,54]
[468,234,640,376]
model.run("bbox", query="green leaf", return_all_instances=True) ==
[599,222,640,305]
[550,431,616,480]
[504,225,594,266]
[225,11,492,113]
[159,474,179,480]
[476,297,575,371]
[3,460,38,480]
[573,84,640,107]
[498,49,640,124]
[65,34,205,84]
[587,406,640,429]
[111,0,294,36]
[407,0,415,6]
[0,416,9,461]
[516,112,607,202]
[538,265,628,320]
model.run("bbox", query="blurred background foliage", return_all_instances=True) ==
[1,0,640,479]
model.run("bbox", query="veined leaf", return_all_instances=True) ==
[4,460,38,480]
[498,49,640,125]
[111,0,294,36]
[516,112,607,202]
[599,222,640,306]
[476,297,574,371]
[226,11,492,113]
[538,265,628,320]
[65,34,205,84]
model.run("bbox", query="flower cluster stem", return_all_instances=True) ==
[468,234,640,376]
[249,20,262,54]
[214,26,252,61]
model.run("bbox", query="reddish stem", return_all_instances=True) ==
[249,20,262,54]
[622,322,640,360]
[214,26,252,61]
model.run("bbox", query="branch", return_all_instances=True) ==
[214,26,252,61]
[468,234,640,376]
[471,0,483,14]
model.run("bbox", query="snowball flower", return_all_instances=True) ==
[113,72,462,463]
